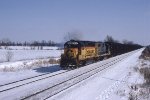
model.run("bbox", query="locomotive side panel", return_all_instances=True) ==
[79,46,96,60]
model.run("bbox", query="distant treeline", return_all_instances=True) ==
[0,39,61,47]
[0,35,143,47]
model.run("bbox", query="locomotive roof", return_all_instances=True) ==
[65,40,142,48]
[65,40,102,46]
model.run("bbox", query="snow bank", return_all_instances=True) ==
[126,59,150,100]
[0,58,60,72]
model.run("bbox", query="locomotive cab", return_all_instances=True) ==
[60,40,81,67]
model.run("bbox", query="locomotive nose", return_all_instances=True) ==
[66,49,74,58]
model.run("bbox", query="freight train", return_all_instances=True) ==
[60,40,142,68]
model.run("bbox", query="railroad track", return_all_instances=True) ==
[20,51,134,100]
[0,69,70,93]
[0,48,135,93]
[0,50,138,100]
[0,55,116,93]
[0,57,114,93]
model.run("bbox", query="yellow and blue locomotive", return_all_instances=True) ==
[60,40,110,68]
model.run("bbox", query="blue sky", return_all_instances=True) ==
[0,0,149,45]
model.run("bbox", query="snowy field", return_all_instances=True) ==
[0,46,59,50]
[51,49,144,100]
[0,46,62,62]
[0,48,146,100]
[0,46,62,71]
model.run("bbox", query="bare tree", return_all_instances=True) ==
[122,39,134,44]
[104,35,119,43]
[64,31,83,42]
[5,50,13,62]
[1,38,11,49]
[0,40,2,49]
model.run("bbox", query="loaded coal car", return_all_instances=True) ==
[104,42,127,56]
[105,42,142,57]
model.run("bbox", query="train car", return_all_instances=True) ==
[105,42,142,56]
[60,40,110,68]
[105,42,126,56]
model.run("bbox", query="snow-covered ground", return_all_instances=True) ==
[0,46,62,62]
[0,46,59,50]
[0,49,146,100]
[51,49,144,100]
[0,46,62,71]
[0,64,61,86]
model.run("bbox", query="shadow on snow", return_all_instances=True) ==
[33,65,62,73]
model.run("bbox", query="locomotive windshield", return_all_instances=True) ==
[64,41,80,48]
